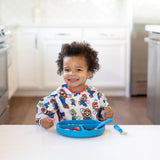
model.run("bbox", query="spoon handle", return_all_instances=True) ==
[113,125,127,135]
[96,118,113,129]
[113,125,123,133]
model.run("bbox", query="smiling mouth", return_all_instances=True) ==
[68,78,79,83]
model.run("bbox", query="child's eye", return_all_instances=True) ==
[64,68,70,72]
[77,68,82,72]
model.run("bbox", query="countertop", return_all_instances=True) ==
[145,25,160,33]
[12,24,130,28]
[0,125,160,160]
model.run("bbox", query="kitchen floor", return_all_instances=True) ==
[8,96,152,125]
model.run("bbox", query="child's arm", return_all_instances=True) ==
[35,95,58,129]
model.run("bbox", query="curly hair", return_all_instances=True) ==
[56,41,100,77]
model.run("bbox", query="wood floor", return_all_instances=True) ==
[8,96,152,125]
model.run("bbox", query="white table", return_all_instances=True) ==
[0,125,160,160]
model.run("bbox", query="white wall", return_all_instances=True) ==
[0,0,131,26]
[132,0,160,23]
[1,0,160,26]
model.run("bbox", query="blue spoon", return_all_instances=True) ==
[96,118,113,129]
[113,125,127,135]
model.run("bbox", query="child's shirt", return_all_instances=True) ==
[35,84,111,125]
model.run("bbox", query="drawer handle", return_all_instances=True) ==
[99,33,108,37]
[56,33,70,36]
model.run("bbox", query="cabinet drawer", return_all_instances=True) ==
[40,28,82,40]
[83,28,126,40]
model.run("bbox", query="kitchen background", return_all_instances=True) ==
[0,0,160,125]
[0,0,130,26]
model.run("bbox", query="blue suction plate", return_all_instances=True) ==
[56,119,106,138]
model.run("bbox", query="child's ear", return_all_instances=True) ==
[87,71,93,79]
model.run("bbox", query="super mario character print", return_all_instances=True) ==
[70,109,77,120]
[59,89,69,108]
[37,98,45,107]
[92,100,99,112]
[87,87,95,97]
[69,109,81,120]
[37,98,55,117]
[59,111,65,120]
[78,94,87,107]
[80,108,92,119]
[74,93,81,96]
[36,84,111,124]
[70,99,76,106]
[50,98,58,109]
[41,107,54,118]
[97,91,102,100]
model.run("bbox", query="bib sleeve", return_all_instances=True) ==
[97,91,111,121]
[35,95,59,125]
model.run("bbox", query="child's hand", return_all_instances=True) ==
[102,108,114,120]
[40,117,55,129]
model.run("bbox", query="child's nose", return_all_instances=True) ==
[70,71,76,76]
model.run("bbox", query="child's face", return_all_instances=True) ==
[63,56,92,92]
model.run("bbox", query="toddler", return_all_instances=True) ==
[36,41,114,129]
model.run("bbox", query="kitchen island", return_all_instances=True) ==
[0,125,160,160]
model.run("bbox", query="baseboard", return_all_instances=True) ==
[14,88,126,97]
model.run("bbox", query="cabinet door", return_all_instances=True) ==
[40,41,64,88]
[87,41,126,88]
[8,47,18,99]
[7,29,18,99]
[17,29,41,89]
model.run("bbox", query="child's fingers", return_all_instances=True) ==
[47,118,53,122]
[104,111,113,115]
[104,108,114,114]
[102,109,114,119]
[47,117,55,125]
[105,114,113,118]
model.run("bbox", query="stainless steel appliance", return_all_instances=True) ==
[145,31,160,124]
[0,25,10,124]
[130,23,148,96]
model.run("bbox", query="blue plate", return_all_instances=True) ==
[56,119,107,138]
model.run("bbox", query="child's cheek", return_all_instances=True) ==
[63,72,68,78]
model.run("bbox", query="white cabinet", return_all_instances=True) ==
[16,27,130,96]
[17,28,41,89]
[87,41,126,88]
[83,28,127,93]
[40,41,63,88]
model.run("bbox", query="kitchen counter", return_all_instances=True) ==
[145,25,160,33]
[17,24,130,28]
[0,125,160,160]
